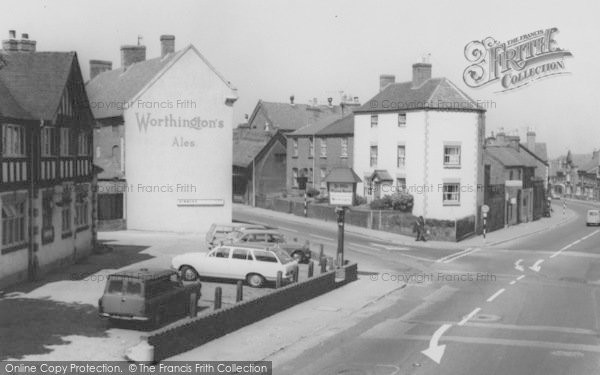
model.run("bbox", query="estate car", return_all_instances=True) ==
[221,228,312,263]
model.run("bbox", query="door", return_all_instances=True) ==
[230,248,254,279]
[206,247,232,278]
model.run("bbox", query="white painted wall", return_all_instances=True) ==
[353,110,482,220]
[124,48,235,233]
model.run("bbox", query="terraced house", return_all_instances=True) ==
[0,31,95,287]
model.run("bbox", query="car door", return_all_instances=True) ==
[205,247,231,278]
[230,248,253,280]
[251,249,280,280]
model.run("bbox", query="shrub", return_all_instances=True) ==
[391,192,414,212]
[354,195,367,206]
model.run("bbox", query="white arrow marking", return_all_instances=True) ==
[514,259,524,272]
[421,324,452,364]
[529,259,544,272]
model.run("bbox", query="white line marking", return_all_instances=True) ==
[310,234,331,241]
[517,275,525,281]
[443,248,480,264]
[436,248,472,263]
[550,229,600,258]
[458,307,481,326]
[487,288,506,302]
[509,280,516,285]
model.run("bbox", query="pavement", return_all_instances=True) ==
[234,202,578,250]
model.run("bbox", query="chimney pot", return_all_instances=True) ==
[21,33,28,39]
[412,62,432,88]
[160,34,175,57]
[89,59,113,80]
[8,30,15,39]
[526,130,536,151]
[379,74,395,92]
[120,44,146,68]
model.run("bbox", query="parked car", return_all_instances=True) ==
[172,244,298,287]
[221,228,312,263]
[206,223,272,249]
[98,268,201,328]
[586,209,600,226]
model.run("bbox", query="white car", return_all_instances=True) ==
[586,209,600,226]
[172,245,298,287]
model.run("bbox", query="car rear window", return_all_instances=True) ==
[253,250,278,263]
[232,248,251,260]
[125,281,142,295]
[272,248,294,264]
[107,279,123,294]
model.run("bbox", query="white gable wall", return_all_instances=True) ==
[124,48,234,233]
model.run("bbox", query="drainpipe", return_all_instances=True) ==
[252,158,256,207]
[28,120,41,281]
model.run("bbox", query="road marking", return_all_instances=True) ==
[486,288,506,302]
[509,280,516,285]
[550,229,600,258]
[529,259,544,272]
[517,275,525,281]
[443,248,480,263]
[458,307,481,326]
[370,243,410,251]
[514,259,524,272]
[310,234,331,241]
[436,248,472,263]
[421,324,452,364]
[437,248,480,264]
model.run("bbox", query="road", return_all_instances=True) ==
[235,201,600,375]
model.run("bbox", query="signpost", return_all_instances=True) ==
[481,204,489,239]
[324,168,361,270]
[297,176,308,217]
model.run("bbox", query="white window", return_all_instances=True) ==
[370,146,378,168]
[396,178,406,192]
[320,168,327,189]
[319,138,327,158]
[397,145,406,168]
[370,115,378,128]
[78,132,90,156]
[62,206,71,234]
[398,113,406,127]
[292,139,298,157]
[444,145,461,167]
[443,183,460,205]
[292,168,298,188]
[340,138,348,158]
[308,138,314,158]
[75,201,88,227]
[1,199,27,249]
[60,128,70,156]
[1,124,26,157]
[41,127,57,157]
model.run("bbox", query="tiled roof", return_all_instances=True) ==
[232,130,273,167]
[354,78,484,113]
[323,167,362,183]
[255,101,350,132]
[534,143,548,162]
[0,51,76,120]
[576,153,599,173]
[317,114,354,136]
[485,146,539,168]
[86,50,183,119]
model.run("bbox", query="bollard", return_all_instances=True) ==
[319,244,324,262]
[189,292,198,318]
[214,287,222,310]
[320,259,327,273]
[236,280,243,303]
[327,256,334,271]
[276,271,282,289]
[308,261,314,278]
[293,265,299,283]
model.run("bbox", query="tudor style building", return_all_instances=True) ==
[0,31,95,287]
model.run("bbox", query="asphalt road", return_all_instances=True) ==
[235,202,600,375]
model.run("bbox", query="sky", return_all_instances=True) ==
[1,0,598,158]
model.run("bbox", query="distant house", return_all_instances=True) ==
[87,35,238,233]
[287,114,354,195]
[0,31,95,287]
[575,151,600,200]
[232,130,287,204]
[549,151,595,198]
[523,130,549,188]
[353,63,486,226]
[485,132,546,225]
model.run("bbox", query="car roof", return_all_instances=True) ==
[588,209,600,212]
[109,268,177,280]
[217,243,279,251]
[235,228,282,234]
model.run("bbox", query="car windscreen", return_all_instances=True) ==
[272,248,294,264]
[226,230,244,240]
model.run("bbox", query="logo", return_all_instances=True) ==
[463,28,573,92]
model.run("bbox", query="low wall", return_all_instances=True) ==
[149,263,358,361]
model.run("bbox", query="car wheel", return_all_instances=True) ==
[180,266,198,282]
[292,251,303,263]
[246,273,265,288]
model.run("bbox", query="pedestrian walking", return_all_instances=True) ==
[414,216,427,242]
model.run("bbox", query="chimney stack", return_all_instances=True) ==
[526,130,536,151]
[379,74,395,92]
[89,60,113,80]
[17,33,36,52]
[2,30,36,53]
[412,62,432,88]
[160,35,175,57]
[290,95,295,105]
[120,44,146,68]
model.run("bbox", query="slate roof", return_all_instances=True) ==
[0,51,77,120]
[576,153,599,173]
[485,146,539,168]
[354,78,484,113]
[252,101,351,133]
[86,45,236,119]
[323,167,362,183]
[232,130,273,167]
[316,114,354,136]
[534,143,548,162]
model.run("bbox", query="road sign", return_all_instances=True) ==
[328,182,354,206]
[481,205,490,214]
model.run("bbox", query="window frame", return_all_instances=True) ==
[442,183,461,206]
[319,138,327,158]
[398,113,407,127]
[443,145,461,167]
[340,138,348,158]
[370,114,378,128]
[292,138,298,158]
[1,124,26,157]
[397,145,406,168]
[370,145,378,168]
